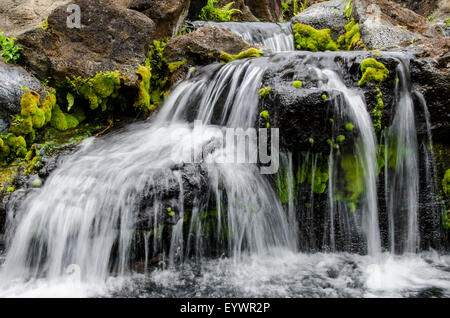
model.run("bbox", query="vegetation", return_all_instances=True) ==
[373,87,384,133]
[292,81,303,88]
[259,86,271,99]
[220,48,264,63]
[358,58,389,86]
[344,0,353,21]
[443,169,450,197]
[199,0,242,22]
[338,19,364,51]
[293,24,338,52]
[281,0,308,20]
[0,30,22,63]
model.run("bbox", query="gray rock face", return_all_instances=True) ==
[0,61,44,132]
[291,0,348,39]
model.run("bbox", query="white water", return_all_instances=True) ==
[384,60,420,254]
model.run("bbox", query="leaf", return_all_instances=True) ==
[67,92,75,111]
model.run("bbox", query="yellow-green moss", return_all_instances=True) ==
[168,60,187,73]
[50,104,80,132]
[293,23,338,52]
[358,58,389,86]
[443,169,450,197]
[134,65,152,114]
[373,87,384,132]
[338,154,364,213]
[345,123,354,131]
[220,48,264,63]
[337,19,363,50]
[292,81,303,88]
[259,86,271,99]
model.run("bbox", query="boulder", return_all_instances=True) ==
[16,0,156,84]
[0,0,71,37]
[353,0,445,50]
[165,25,257,65]
[127,0,191,38]
[244,0,282,22]
[291,0,348,39]
[0,61,45,132]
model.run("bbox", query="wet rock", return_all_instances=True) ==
[165,25,257,65]
[0,61,45,132]
[291,0,348,40]
[16,0,156,84]
[244,0,282,22]
[128,0,191,38]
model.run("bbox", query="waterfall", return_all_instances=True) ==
[0,58,297,286]
[384,59,420,254]
[318,69,381,257]
[191,21,295,52]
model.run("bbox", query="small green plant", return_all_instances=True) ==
[427,15,435,22]
[282,0,308,20]
[259,86,271,99]
[167,207,175,217]
[445,18,450,28]
[345,123,355,131]
[344,0,353,21]
[199,0,242,22]
[0,31,22,63]
[38,18,49,31]
[322,94,327,100]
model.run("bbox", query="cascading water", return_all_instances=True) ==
[0,46,449,297]
[191,21,295,52]
[0,58,297,293]
[384,59,420,254]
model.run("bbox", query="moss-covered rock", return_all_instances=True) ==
[219,48,264,63]
[293,23,338,52]
[358,58,389,86]
[337,19,364,51]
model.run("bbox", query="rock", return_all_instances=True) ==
[0,0,71,37]
[0,61,45,132]
[244,0,282,22]
[127,0,191,38]
[165,25,257,65]
[353,0,445,50]
[16,0,156,85]
[291,0,348,40]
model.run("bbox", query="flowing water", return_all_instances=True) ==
[0,43,449,297]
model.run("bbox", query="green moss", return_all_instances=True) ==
[276,166,297,204]
[145,40,171,111]
[293,23,338,52]
[168,60,186,73]
[50,105,80,132]
[345,123,354,131]
[373,87,384,133]
[338,19,363,50]
[322,94,327,100]
[339,154,364,213]
[358,58,389,86]
[260,110,270,121]
[259,86,271,99]
[443,169,450,197]
[308,138,315,144]
[336,135,346,143]
[220,48,264,63]
[134,65,152,114]
[292,81,303,88]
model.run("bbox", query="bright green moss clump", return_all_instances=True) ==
[292,81,303,88]
[220,48,264,63]
[134,65,152,114]
[358,58,389,86]
[338,154,365,213]
[50,105,80,132]
[373,87,384,132]
[345,123,354,131]
[293,23,338,52]
[199,0,242,22]
[259,86,271,99]
[443,169,450,196]
[337,19,363,50]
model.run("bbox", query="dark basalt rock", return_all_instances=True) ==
[0,61,46,132]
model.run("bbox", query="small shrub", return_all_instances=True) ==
[0,30,22,63]
[199,0,242,22]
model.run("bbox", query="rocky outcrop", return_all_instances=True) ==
[165,25,257,65]
[16,0,155,85]
[0,61,45,132]
[354,0,445,50]
[127,0,191,38]
[244,0,282,22]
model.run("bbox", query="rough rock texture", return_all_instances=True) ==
[354,0,445,50]
[258,52,399,153]
[392,0,449,20]
[165,25,257,65]
[0,0,71,37]
[128,0,191,38]
[16,0,156,84]
[244,0,282,22]
[0,61,45,132]
[291,0,348,39]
